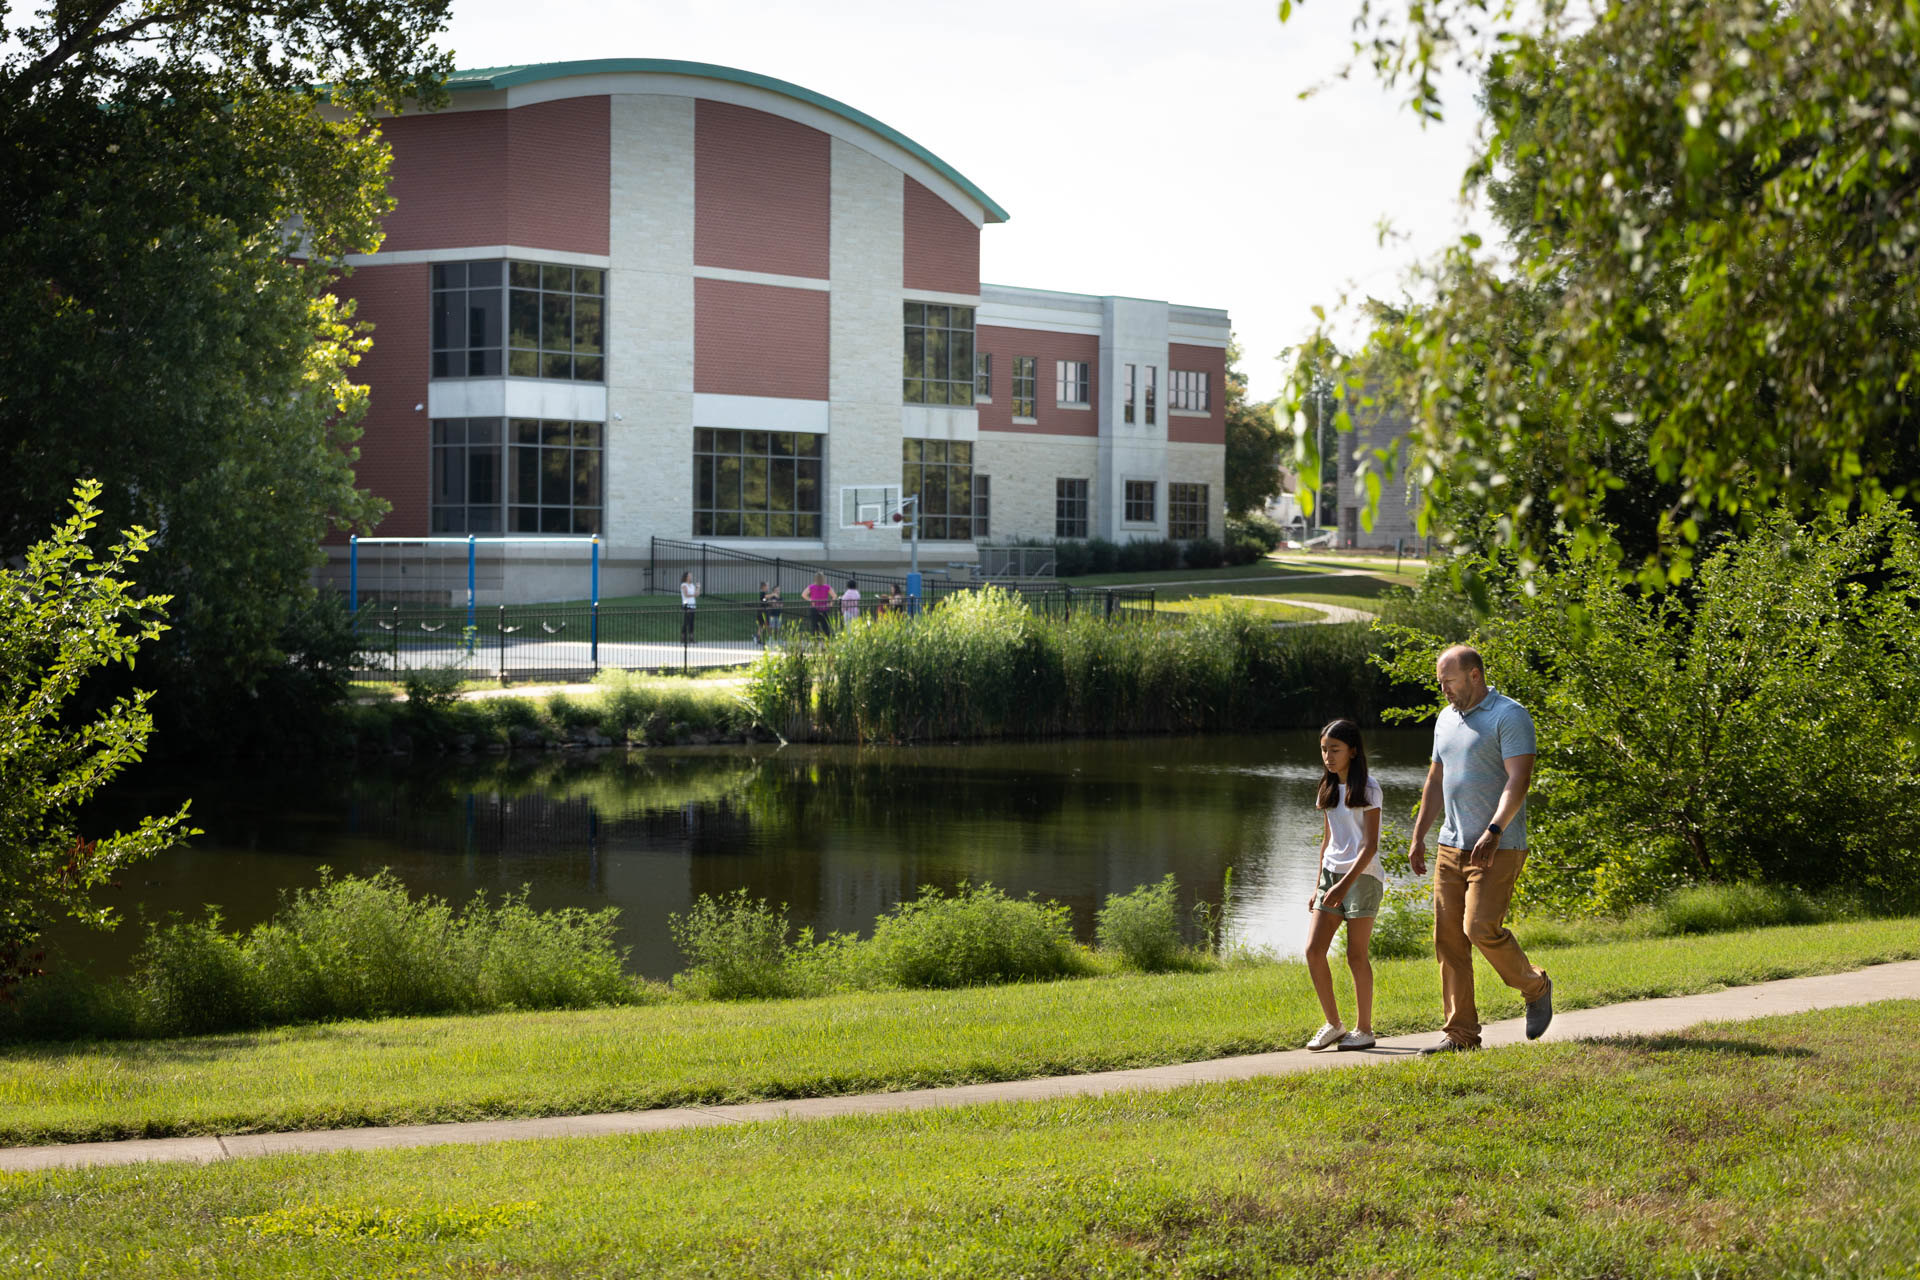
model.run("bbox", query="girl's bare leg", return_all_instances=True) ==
[1303,908,1347,1026]
[1344,915,1376,1033]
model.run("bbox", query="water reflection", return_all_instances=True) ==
[81,732,1432,980]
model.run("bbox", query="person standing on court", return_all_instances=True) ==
[678,571,699,645]
[1408,644,1553,1053]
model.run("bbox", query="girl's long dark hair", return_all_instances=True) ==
[1316,719,1371,810]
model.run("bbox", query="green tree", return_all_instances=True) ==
[1222,338,1292,516]
[1283,0,1920,583]
[0,482,196,998]
[1376,503,1920,915]
[0,0,452,747]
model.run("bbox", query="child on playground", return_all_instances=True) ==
[759,582,783,645]
[679,571,699,644]
[1303,718,1386,1051]
[841,577,862,624]
[804,573,835,634]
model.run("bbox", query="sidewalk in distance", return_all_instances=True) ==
[6,959,1916,1174]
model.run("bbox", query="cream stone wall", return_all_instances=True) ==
[605,94,696,558]
[973,436,1103,541]
[826,139,910,560]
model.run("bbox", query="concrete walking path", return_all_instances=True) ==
[7,959,1917,1175]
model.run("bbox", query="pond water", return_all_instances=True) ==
[75,731,1433,981]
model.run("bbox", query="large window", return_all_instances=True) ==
[904,302,976,405]
[1124,480,1157,525]
[1056,478,1089,538]
[903,439,986,539]
[1170,370,1210,412]
[432,261,604,382]
[509,263,605,381]
[694,429,824,538]
[1056,360,1090,407]
[1012,356,1037,418]
[1168,483,1209,540]
[431,263,504,377]
[431,417,602,534]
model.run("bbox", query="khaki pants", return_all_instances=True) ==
[1435,844,1548,1047]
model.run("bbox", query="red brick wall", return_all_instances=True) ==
[507,97,611,254]
[694,277,830,399]
[695,100,830,279]
[903,176,979,295]
[1168,343,1227,445]
[976,326,1099,438]
[379,111,509,252]
[333,263,431,536]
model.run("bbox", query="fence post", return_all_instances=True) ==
[591,601,600,676]
[1105,589,1116,621]
[497,604,507,685]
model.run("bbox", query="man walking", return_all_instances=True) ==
[1408,644,1553,1053]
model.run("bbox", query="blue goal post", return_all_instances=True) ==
[348,535,602,632]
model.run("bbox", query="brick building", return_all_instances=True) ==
[326,60,1229,597]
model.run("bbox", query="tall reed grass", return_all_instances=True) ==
[748,589,1421,743]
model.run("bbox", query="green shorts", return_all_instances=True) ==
[1315,866,1385,919]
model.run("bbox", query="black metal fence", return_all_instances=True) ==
[349,585,1156,686]
[648,537,962,602]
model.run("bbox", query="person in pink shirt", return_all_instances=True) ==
[804,572,835,635]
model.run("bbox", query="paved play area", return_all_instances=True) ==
[6,960,1917,1173]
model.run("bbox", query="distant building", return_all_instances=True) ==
[320,59,1228,600]
[1332,390,1424,552]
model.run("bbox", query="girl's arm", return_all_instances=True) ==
[1323,807,1383,904]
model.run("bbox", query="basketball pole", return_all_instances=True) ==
[467,535,477,635]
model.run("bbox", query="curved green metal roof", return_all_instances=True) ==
[448,59,1008,224]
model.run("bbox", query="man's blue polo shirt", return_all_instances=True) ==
[1433,687,1536,849]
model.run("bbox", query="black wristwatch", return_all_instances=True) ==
[1486,821,1503,836]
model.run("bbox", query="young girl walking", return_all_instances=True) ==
[1303,718,1386,1051]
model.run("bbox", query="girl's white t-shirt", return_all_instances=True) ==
[1321,775,1385,882]
[680,582,697,608]
[841,586,861,618]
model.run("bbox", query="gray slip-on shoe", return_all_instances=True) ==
[1526,972,1554,1040]
[1418,1037,1477,1056]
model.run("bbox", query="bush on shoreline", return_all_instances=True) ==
[748,589,1426,743]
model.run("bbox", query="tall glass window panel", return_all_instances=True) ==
[430,263,504,378]
[1145,366,1157,425]
[1056,360,1089,407]
[972,474,990,539]
[693,429,824,538]
[1055,478,1089,539]
[976,351,992,400]
[506,263,606,383]
[1169,483,1209,540]
[1124,363,1136,424]
[902,439,976,539]
[1012,356,1036,418]
[903,302,976,405]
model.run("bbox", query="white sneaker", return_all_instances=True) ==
[1337,1029,1376,1050]
[1306,1021,1346,1051]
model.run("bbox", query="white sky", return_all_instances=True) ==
[444,0,1494,403]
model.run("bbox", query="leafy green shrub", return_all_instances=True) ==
[1225,513,1284,566]
[867,882,1088,988]
[0,955,136,1043]
[1653,883,1825,936]
[1096,875,1185,971]
[1053,539,1093,577]
[1366,884,1435,960]
[401,667,467,713]
[471,891,633,1009]
[1181,537,1226,569]
[1086,538,1120,574]
[668,889,799,1000]
[132,911,262,1036]
[1117,538,1180,573]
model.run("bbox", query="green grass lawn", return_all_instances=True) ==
[3,918,1915,1148]
[3,1000,1915,1278]
[1155,596,1322,622]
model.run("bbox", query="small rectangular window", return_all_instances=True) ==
[1055,360,1090,407]
[1171,370,1210,412]
[1055,478,1089,539]
[1124,364,1136,424]
[973,474,991,539]
[1124,480,1156,525]
[976,352,992,401]
[1012,356,1037,418]
[1144,365,1157,426]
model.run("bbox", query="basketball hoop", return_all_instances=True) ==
[858,520,876,530]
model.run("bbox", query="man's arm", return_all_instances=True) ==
[1408,760,1443,877]
[1468,754,1535,866]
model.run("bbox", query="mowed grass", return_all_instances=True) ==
[3,918,1915,1148]
[3,1002,1917,1279]
[1155,596,1322,623]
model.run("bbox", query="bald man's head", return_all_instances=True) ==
[1436,645,1489,710]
